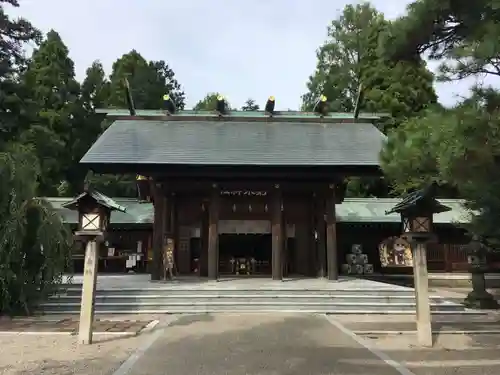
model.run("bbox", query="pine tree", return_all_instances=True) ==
[20,30,81,196]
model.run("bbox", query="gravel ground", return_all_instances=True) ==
[0,315,175,375]
[364,333,500,375]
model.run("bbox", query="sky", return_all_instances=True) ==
[7,0,488,110]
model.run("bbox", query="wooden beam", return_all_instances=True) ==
[271,185,283,280]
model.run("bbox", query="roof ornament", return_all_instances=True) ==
[215,95,228,116]
[313,95,328,117]
[123,77,136,116]
[163,94,176,115]
[265,96,275,116]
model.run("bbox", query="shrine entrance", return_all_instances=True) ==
[218,220,272,276]
[219,234,272,275]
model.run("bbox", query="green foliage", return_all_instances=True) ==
[0,144,72,315]
[384,0,500,81]
[302,3,386,112]
[303,2,437,130]
[85,172,137,198]
[241,98,260,111]
[0,0,41,147]
[381,87,500,241]
[302,2,437,198]
[194,92,231,111]
[20,30,81,196]
[108,50,186,110]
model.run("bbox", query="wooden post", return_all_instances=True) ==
[326,186,339,280]
[151,184,164,281]
[316,194,326,278]
[208,185,220,280]
[172,193,179,275]
[78,239,99,345]
[200,202,209,277]
[308,194,317,277]
[413,241,433,346]
[271,185,283,280]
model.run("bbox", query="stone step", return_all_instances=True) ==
[58,287,429,297]
[47,294,458,305]
[40,300,465,314]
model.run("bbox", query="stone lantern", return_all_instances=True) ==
[386,183,451,347]
[464,235,498,309]
[62,188,126,345]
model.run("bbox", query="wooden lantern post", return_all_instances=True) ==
[386,183,450,347]
[62,189,126,345]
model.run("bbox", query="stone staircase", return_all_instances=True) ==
[39,275,476,315]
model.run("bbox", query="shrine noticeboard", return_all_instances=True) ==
[379,236,413,267]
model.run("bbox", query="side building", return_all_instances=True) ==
[48,196,473,275]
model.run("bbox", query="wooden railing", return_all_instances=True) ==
[427,243,468,272]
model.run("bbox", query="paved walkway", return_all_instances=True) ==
[116,313,405,375]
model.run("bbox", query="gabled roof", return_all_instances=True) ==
[386,184,451,215]
[62,190,127,212]
[80,119,386,167]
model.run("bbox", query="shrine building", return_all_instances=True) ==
[80,99,394,281]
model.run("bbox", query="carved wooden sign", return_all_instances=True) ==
[221,190,268,197]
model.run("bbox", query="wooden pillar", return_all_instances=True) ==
[316,194,326,278]
[271,185,283,280]
[413,241,433,346]
[208,185,220,280]
[78,239,99,345]
[308,195,317,277]
[200,202,209,277]
[326,185,339,280]
[151,182,164,281]
[172,193,179,275]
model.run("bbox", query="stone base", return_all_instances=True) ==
[464,290,499,309]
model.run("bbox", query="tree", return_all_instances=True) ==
[62,61,111,196]
[302,2,437,198]
[302,3,437,132]
[194,92,231,111]
[97,50,188,198]
[302,3,386,112]
[20,30,81,196]
[0,143,72,314]
[380,87,500,241]
[241,98,259,111]
[108,50,185,110]
[383,0,500,81]
[0,0,41,148]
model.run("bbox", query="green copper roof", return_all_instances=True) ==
[46,197,471,226]
[62,190,127,212]
[80,119,386,167]
[95,108,388,121]
[49,198,152,226]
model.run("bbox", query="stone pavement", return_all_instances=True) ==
[120,313,404,375]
